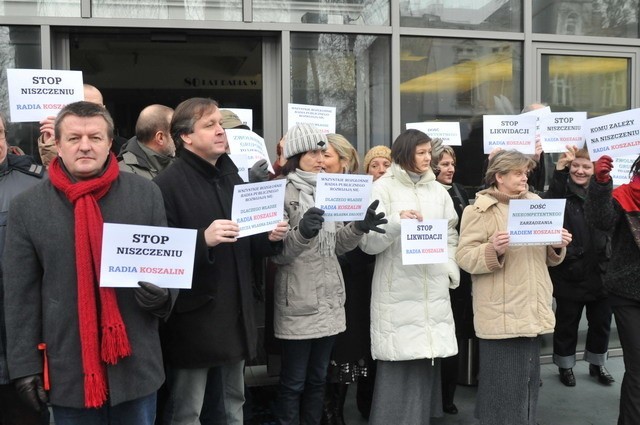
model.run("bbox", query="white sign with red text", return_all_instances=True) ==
[483,115,537,154]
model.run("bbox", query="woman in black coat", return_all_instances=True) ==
[431,140,476,415]
[543,146,613,387]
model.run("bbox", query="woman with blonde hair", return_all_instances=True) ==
[456,149,571,425]
[324,134,359,174]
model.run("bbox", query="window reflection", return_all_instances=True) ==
[0,26,41,157]
[91,0,242,20]
[0,0,80,16]
[291,33,391,148]
[254,0,389,25]
[400,0,522,31]
[541,55,630,116]
[533,0,639,37]
[400,37,522,186]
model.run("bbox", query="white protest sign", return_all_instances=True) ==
[483,115,537,154]
[612,155,636,187]
[227,128,275,174]
[231,179,286,238]
[6,69,84,122]
[226,108,253,130]
[400,219,448,265]
[315,174,373,222]
[507,199,566,245]
[100,223,197,289]
[405,122,462,146]
[584,109,640,161]
[539,112,588,153]
[287,103,336,134]
[228,154,249,182]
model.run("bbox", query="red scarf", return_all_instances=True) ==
[613,178,640,213]
[49,154,131,408]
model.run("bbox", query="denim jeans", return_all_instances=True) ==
[277,336,336,425]
[164,360,245,425]
[52,392,156,425]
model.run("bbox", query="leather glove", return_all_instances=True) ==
[249,159,270,183]
[594,155,613,183]
[354,200,387,234]
[14,374,48,413]
[135,281,170,311]
[298,207,324,239]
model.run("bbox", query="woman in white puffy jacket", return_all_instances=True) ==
[360,129,460,425]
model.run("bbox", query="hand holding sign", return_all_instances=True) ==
[490,230,509,256]
[268,221,288,242]
[299,207,325,239]
[205,219,240,247]
[595,155,613,183]
[134,281,170,313]
[400,209,423,221]
[555,145,579,171]
[551,228,572,249]
[354,200,387,234]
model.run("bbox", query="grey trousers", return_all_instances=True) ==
[164,360,245,425]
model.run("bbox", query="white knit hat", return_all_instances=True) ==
[283,123,328,159]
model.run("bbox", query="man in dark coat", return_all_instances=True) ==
[153,97,287,425]
[3,101,171,424]
[0,112,48,425]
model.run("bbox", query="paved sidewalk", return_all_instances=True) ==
[343,355,624,425]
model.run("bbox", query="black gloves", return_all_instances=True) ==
[14,374,48,412]
[298,207,325,239]
[355,200,387,234]
[135,281,170,312]
[249,159,270,183]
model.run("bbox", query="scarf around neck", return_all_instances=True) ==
[287,169,336,257]
[48,154,131,408]
[613,179,640,213]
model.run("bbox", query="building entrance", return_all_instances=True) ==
[64,29,265,139]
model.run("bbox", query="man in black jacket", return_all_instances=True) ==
[154,97,287,425]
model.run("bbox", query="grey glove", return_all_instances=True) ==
[298,207,325,239]
[14,374,48,413]
[135,281,170,312]
[249,159,270,182]
[355,200,387,234]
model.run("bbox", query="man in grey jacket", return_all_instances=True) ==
[0,112,48,425]
[118,104,175,179]
[3,101,171,424]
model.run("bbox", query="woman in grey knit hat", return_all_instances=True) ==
[272,124,386,425]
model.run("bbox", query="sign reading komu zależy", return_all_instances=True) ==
[401,219,448,265]
[6,69,84,122]
[483,115,537,154]
[584,108,640,161]
[100,223,197,289]
[231,179,286,238]
[507,199,566,246]
[315,174,373,222]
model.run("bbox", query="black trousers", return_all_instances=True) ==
[612,303,640,425]
[553,297,612,361]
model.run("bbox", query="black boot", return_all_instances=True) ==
[559,367,576,387]
[589,364,615,385]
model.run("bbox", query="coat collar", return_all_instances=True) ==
[178,149,238,180]
[382,162,436,186]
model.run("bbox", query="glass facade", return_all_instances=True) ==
[533,0,639,37]
[92,0,242,21]
[400,0,522,31]
[541,55,630,116]
[291,33,391,148]
[254,0,389,25]
[400,37,522,186]
[0,0,80,17]
[0,26,41,157]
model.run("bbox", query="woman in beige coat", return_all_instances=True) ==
[456,150,571,425]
